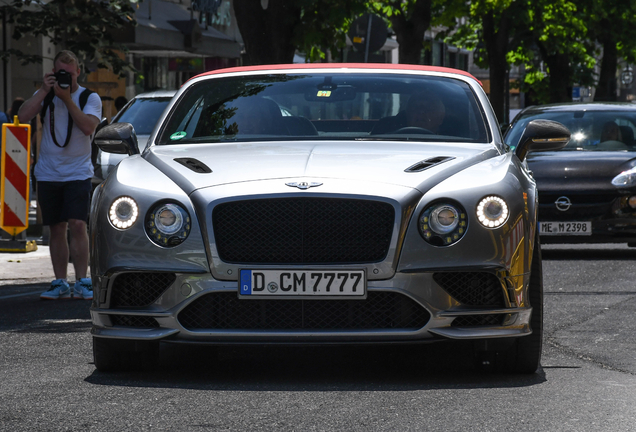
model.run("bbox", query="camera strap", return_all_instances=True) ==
[48,101,74,148]
[43,88,95,148]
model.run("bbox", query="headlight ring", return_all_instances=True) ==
[419,202,467,246]
[476,195,509,228]
[108,196,139,230]
[145,202,191,247]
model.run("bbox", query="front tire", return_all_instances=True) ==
[475,232,543,374]
[506,232,543,373]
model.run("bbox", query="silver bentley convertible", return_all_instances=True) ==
[90,64,570,373]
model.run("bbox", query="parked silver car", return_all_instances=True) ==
[94,90,176,182]
[90,64,569,373]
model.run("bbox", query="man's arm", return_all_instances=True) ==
[62,95,100,136]
[18,72,55,123]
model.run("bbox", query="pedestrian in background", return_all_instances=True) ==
[7,97,25,122]
[18,50,102,301]
[114,96,128,113]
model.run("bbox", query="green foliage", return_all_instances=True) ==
[294,0,369,63]
[0,0,137,76]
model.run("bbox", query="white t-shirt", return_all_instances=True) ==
[34,85,102,182]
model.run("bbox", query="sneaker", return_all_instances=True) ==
[40,279,71,300]
[73,278,93,300]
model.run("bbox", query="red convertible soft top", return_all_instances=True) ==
[193,63,482,86]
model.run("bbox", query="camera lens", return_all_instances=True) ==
[55,70,71,89]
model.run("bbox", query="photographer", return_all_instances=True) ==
[18,50,102,301]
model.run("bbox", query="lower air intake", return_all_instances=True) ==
[178,291,430,331]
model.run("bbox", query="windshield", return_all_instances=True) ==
[506,109,636,152]
[156,73,490,144]
[114,97,173,135]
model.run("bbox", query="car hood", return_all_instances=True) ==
[528,150,636,193]
[143,141,498,195]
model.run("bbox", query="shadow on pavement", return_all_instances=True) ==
[0,283,91,333]
[542,247,636,261]
[84,342,547,391]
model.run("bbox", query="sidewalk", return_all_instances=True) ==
[0,244,77,286]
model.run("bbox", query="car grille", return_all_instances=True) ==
[213,198,395,264]
[110,315,160,328]
[451,314,503,327]
[110,272,176,307]
[433,272,505,306]
[177,291,430,331]
[539,193,615,219]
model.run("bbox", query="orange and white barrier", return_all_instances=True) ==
[1,116,31,237]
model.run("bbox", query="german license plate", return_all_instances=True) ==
[539,221,592,235]
[239,269,366,297]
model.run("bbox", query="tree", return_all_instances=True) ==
[0,0,137,76]
[369,0,432,65]
[233,0,368,65]
[445,0,530,123]
[524,0,594,104]
[582,0,636,101]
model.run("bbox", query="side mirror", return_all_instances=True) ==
[514,119,570,161]
[94,122,140,156]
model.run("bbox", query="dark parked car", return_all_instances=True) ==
[505,102,636,245]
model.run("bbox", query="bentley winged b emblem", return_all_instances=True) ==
[285,181,323,190]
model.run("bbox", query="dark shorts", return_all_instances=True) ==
[37,179,92,225]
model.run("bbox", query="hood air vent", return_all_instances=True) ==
[174,158,212,173]
[405,156,455,173]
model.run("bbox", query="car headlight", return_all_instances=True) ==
[419,202,467,246]
[612,166,636,188]
[109,196,139,229]
[145,202,191,247]
[476,196,509,228]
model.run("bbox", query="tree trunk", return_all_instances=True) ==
[233,0,301,65]
[544,52,572,103]
[594,35,618,101]
[482,10,510,124]
[390,0,432,65]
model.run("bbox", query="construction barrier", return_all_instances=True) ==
[0,116,37,252]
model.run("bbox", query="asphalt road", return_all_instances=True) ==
[1,243,636,431]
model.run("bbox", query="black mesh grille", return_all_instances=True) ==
[433,272,505,306]
[178,291,429,331]
[213,198,394,264]
[110,315,160,328]
[451,314,503,327]
[110,273,177,307]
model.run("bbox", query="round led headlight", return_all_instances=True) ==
[419,202,467,246]
[108,196,139,229]
[476,196,509,228]
[146,203,191,247]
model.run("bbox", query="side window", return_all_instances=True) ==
[615,118,636,147]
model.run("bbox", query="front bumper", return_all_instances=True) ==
[90,270,533,344]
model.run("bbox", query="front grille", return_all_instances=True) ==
[110,315,160,328]
[451,314,503,327]
[433,272,505,306]
[178,291,429,331]
[539,193,615,219]
[213,198,395,264]
[110,272,176,307]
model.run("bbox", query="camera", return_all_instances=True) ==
[54,70,72,89]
